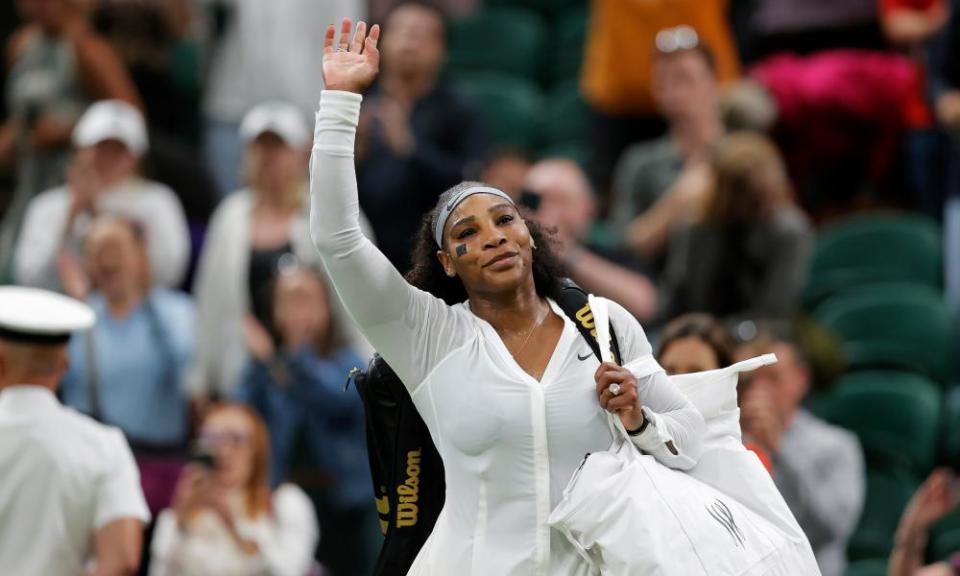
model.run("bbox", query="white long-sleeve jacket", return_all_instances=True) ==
[310,90,705,575]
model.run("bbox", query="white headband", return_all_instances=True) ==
[433,186,515,247]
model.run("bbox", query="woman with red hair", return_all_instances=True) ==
[148,404,319,576]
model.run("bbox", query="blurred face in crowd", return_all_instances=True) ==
[438,193,535,297]
[17,0,73,30]
[273,269,332,348]
[524,160,597,242]
[200,407,258,490]
[652,50,718,124]
[737,342,809,422]
[84,218,148,304]
[382,3,446,79]
[245,132,306,197]
[81,139,138,190]
[481,152,532,201]
[660,337,721,376]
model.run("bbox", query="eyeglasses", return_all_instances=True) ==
[198,430,252,448]
[655,25,700,55]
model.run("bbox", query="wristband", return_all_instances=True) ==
[627,414,650,436]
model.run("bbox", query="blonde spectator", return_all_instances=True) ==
[191,101,371,399]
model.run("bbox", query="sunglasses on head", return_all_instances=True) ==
[655,25,700,55]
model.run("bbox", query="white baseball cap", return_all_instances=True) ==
[239,101,310,148]
[0,287,95,345]
[72,100,149,157]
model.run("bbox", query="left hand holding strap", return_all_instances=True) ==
[588,295,646,433]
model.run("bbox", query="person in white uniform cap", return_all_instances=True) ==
[0,286,150,576]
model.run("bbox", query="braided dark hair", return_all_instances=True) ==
[404,182,566,305]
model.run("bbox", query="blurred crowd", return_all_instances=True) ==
[0,0,958,575]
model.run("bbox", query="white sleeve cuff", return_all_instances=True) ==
[317,90,363,129]
[624,355,665,381]
[629,407,678,455]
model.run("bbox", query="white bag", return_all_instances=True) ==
[549,409,804,576]
[548,297,821,576]
[668,357,818,550]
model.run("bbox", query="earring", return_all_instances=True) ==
[531,239,538,250]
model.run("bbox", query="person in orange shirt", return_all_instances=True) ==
[580,0,740,203]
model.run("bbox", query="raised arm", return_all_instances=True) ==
[311,20,469,386]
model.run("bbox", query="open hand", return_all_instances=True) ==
[740,386,783,455]
[244,315,275,361]
[900,469,960,535]
[322,19,381,94]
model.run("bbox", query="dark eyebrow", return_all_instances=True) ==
[450,203,514,231]
[449,215,477,231]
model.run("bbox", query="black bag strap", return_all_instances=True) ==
[554,278,622,366]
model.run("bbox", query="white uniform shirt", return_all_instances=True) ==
[14,177,190,290]
[0,386,150,576]
[311,91,706,575]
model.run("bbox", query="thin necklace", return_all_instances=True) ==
[510,300,549,357]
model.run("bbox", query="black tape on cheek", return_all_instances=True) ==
[455,244,467,257]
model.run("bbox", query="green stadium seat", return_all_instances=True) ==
[817,371,941,474]
[804,214,942,307]
[932,509,960,561]
[454,73,543,150]
[942,387,960,469]
[848,470,920,561]
[844,559,888,576]
[813,284,954,383]
[547,5,589,84]
[447,8,546,80]
[931,530,960,562]
[539,81,588,149]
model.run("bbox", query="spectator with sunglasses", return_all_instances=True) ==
[582,6,740,203]
[59,216,195,516]
[149,404,319,576]
[608,27,727,262]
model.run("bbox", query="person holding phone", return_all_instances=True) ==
[148,404,318,576]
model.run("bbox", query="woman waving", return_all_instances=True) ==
[311,19,704,575]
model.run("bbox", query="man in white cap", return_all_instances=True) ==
[13,99,190,292]
[0,286,150,576]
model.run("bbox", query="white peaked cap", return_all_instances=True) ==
[0,287,95,345]
[240,101,310,147]
[72,100,149,157]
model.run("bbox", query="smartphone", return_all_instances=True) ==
[189,444,216,470]
[518,189,541,212]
